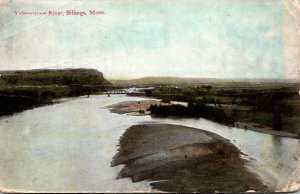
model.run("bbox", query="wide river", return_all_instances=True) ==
[0,95,299,192]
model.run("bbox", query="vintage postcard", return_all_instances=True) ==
[0,0,299,193]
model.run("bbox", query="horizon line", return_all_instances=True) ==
[0,68,299,81]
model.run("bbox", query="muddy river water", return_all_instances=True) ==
[0,95,299,192]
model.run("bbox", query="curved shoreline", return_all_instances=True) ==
[108,100,300,139]
[112,124,269,192]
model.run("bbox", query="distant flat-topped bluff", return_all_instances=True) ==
[0,68,112,86]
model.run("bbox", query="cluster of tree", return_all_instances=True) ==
[241,92,295,115]
[0,85,96,103]
[0,88,61,101]
[156,91,199,103]
[148,101,233,125]
[0,88,39,98]
[0,95,40,116]
[158,94,191,103]
[240,92,298,131]
[0,84,108,117]
[0,85,106,117]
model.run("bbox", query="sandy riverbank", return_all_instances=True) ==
[111,124,269,192]
[108,100,300,139]
[107,100,164,115]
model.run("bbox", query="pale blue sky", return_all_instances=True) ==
[1,0,299,79]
